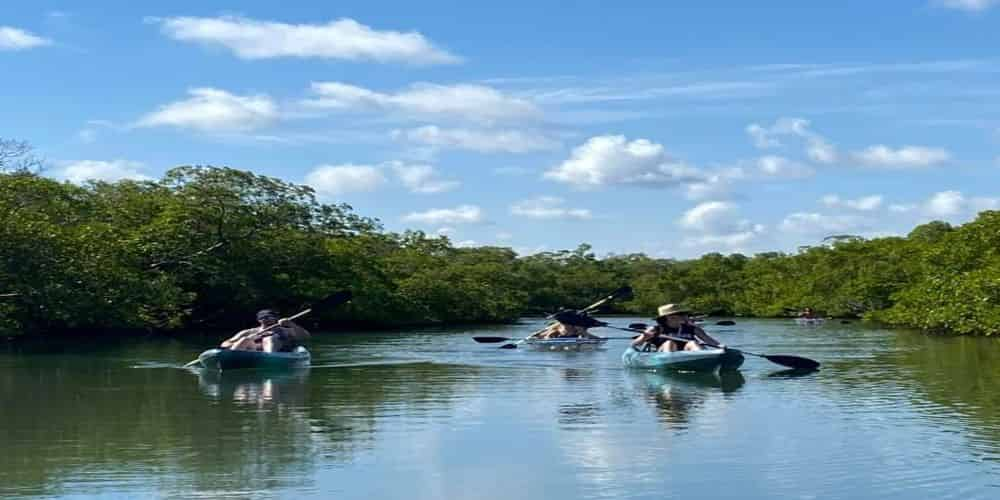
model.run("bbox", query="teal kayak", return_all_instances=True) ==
[196,346,311,371]
[622,346,744,373]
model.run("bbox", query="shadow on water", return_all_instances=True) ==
[767,367,821,378]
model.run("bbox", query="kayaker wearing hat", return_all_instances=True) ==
[220,309,311,353]
[632,304,724,352]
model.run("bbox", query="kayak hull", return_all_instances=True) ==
[197,346,311,371]
[622,346,744,373]
[522,337,609,351]
[794,318,825,326]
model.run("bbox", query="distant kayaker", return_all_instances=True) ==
[532,321,601,340]
[220,309,311,353]
[632,304,723,352]
[799,307,816,319]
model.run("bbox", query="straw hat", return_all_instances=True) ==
[654,304,691,319]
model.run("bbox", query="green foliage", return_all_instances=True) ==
[2,161,999,337]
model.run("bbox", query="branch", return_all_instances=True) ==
[149,241,226,270]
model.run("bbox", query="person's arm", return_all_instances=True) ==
[221,328,255,348]
[693,326,722,347]
[632,326,656,347]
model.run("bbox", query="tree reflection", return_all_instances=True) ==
[0,354,480,498]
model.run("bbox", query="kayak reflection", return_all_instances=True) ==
[630,370,746,431]
[197,368,310,406]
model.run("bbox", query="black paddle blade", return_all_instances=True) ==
[762,354,820,371]
[611,285,634,301]
[473,336,511,343]
[716,320,736,326]
[628,322,649,330]
[551,310,607,328]
[499,343,518,349]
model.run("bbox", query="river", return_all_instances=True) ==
[1,318,998,499]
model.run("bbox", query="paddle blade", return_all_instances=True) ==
[762,354,820,371]
[551,310,607,328]
[628,322,649,330]
[611,285,634,301]
[716,320,736,326]
[473,336,511,343]
[499,343,518,349]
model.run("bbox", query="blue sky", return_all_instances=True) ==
[2,1,999,257]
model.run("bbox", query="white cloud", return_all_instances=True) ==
[403,205,483,225]
[821,194,884,211]
[304,164,386,196]
[853,145,951,168]
[153,16,459,64]
[889,203,918,213]
[390,162,459,194]
[756,155,815,178]
[303,82,540,124]
[436,226,455,236]
[678,201,764,249]
[545,135,703,189]
[455,240,479,248]
[679,201,739,232]
[391,126,559,153]
[746,117,838,164]
[136,88,278,132]
[56,160,152,184]
[807,137,838,164]
[0,26,51,50]
[923,190,999,217]
[934,0,998,12]
[780,212,868,234]
[510,196,592,220]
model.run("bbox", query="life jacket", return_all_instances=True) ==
[645,323,697,350]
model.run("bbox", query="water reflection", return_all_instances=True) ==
[630,370,746,431]
[197,368,310,406]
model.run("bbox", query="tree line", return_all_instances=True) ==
[2,156,998,337]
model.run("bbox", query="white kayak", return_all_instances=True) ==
[622,346,744,373]
[521,337,609,351]
[794,317,825,326]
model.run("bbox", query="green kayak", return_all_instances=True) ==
[196,346,311,371]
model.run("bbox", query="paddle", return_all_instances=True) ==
[182,290,353,368]
[473,286,633,348]
[555,310,821,371]
[716,320,736,326]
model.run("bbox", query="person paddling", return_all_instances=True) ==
[220,309,311,353]
[533,321,601,340]
[632,304,724,352]
[798,307,816,319]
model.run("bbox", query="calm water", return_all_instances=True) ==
[2,318,998,499]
